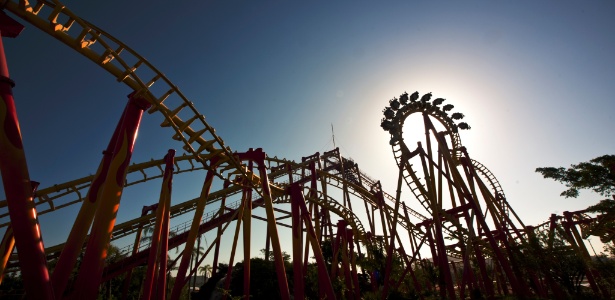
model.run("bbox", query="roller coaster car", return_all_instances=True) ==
[390,98,401,110]
[443,104,454,111]
[432,98,445,106]
[380,119,394,131]
[420,92,432,103]
[410,91,419,102]
[451,112,464,120]
[383,107,395,119]
[399,92,409,105]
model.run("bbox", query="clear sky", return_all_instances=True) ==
[1,1,614,259]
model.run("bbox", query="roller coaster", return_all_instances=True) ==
[0,1,612,299]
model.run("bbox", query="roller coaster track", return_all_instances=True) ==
[115,196,242,257]
[384,97,519,230]
[266,154,463,259]
[1,0,255,185]
[277,187,369,245]
[470,158,526,229]
[381,92,537,299]
[100,184,371,282]
[0,154,207,227]
[0,1,478,295]
[3,149,415,272]
[388,101,464,216]
[106,175,433,280]
[101,164,379,277]
[266,154,427,228]
[0,4,420,291]
[336,156,429,221]
[0,0,504,296]
[0,147,352,228]
[0,2,604,300]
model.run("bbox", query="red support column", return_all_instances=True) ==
[562,212,606,298]
[291,188,305,300]
[289,183,336,300]
[51,101,131,298]
[347,229,361,300]
[171,166,217,300]
[0,224,14,283]
[303,162,316,278]
[394,243,425,300]
[337,222,354,300]
[374,187,389,245]
[72,93,150,299]
[53,101,127,298]
[392,237,415,287]
[0,12,55,299]
[0,178,37,286]
[121,205,152,300]
[454,147,526,297]
[156,189,172,300]
[242,160,253,300]
[252,149,291,300]
[330,221,342,279]
[382,167,404,300]
[222,191,246,300]
[462,210,493,298]
[212,180,230,276]
[142,150,175,300]
[0,181,38,284]
[458,241,475,297]
[303,203,310,279]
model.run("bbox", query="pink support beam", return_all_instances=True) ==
[289,183,336,300]
[72,93,150,299]
[212,180,230,277]
[170,165,217,300]
[242,160,254,300]
[0,12,54,299]
[142,150,175,300]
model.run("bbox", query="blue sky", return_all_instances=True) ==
[1,1,614,259]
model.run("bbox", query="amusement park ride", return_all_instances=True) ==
[0,1,611,299]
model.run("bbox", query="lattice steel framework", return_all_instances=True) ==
[0,1,609,300]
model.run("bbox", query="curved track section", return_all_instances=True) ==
[381,92,522,230]
[2,0,252,182]
[0,2,332,298]
[380,91,537,299]
[2,148,422,300]
[0,1,538,298]
[470,158,526,229]
[383,93,466,215]
[2,150,389,258]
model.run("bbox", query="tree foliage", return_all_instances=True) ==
[537,155,615,243]
[585,199,615,243]
[536,154,615,198]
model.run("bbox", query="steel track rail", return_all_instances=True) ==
[0,0,264,196]
[0,154,206,226]
[3,150,396,269]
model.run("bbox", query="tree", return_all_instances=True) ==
[228,257,294,300]
[584,199,615,243]
[198,264,212,279]
[537,154,615,245]
[191,241,206,291]
[141,225,178,245]
[98,244,126,299]
[259,248,290,263]
[535,154,615,198]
